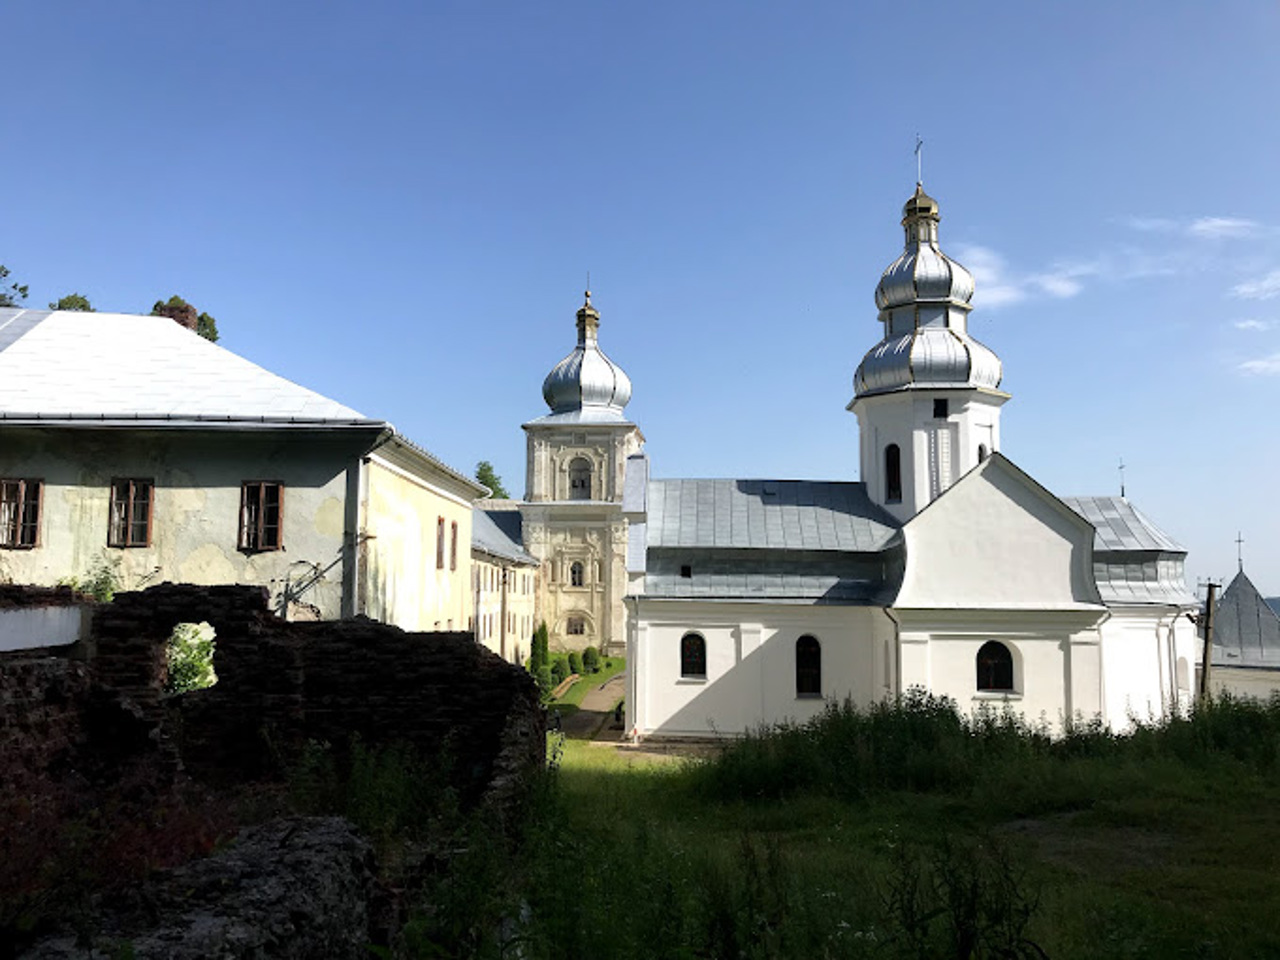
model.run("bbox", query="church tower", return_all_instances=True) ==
[849,184,1009,522]
[520,292,644,653]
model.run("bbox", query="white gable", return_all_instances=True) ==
[894,455,1103,611]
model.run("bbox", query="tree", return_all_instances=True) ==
[48,293,94,312]
[0,265,28,307]
[475,461,510,499]
[152,295,219,342]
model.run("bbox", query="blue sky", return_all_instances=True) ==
[8,1,1280,593]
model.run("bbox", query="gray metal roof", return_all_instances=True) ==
[1212,569,1280,669]
[472,509,538,565]
[1061,496,1186,553]
[647,479,900,553]
[0,309,378,426]
[644,547,901,604]
[1092,557,1196,606]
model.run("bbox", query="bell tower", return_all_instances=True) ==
[520,291,644,654]
[848,184,1009,522]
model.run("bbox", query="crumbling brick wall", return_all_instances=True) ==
[2,583,544,807]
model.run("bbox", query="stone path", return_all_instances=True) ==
[559,672,626,740]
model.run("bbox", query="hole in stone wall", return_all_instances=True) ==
[166,622,218,694]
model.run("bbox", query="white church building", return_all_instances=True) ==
[512,183,1199,739]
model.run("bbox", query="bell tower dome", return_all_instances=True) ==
[848,184,1010,521]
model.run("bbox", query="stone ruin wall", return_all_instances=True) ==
[0,582,545,813]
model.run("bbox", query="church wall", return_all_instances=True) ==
[895,458,1102,610]
[627,600,890,738]
[1100,607,1195,729]
[894,610,1106,731]
[1209,667,1280,700]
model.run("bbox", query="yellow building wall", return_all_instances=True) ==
[473,556,538,663]
[362,457,473,631]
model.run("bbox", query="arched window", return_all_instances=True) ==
[567,616,585,636]
[976,641,1014,692]
[977,444,989,463]
[885,444,902,503]
[680,632,706,679]
[796,635,821,697]
[570,561,585,587]
[569,457,592,500]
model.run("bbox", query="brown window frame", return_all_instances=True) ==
[0,478,42,549]
[239,481,284,552]
[450,520,458,571]
[436,516,446,569]
[108,478,154,548]
[566,616,586,636]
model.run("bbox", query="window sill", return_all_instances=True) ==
[973,691,1022,702]
[677,676,707,685]
[796,693,824,700]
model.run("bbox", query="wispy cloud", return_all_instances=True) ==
[1234,318,1274,331]
[1188,217,1261,240]
[1232,269,1280,301]
[1121,216,1180,233]
[955,244,1025,308]
[1239,352,1280,375]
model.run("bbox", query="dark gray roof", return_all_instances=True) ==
[472,509,537,565]
[647,479,900,553]
[1061,496,1185,553]
[644,547,901,604]
[1213,569,1280,669]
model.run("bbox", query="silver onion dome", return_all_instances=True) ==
[541,291,633,417]
[854,184,1001,398]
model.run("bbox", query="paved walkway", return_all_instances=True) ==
[559,672,626,740]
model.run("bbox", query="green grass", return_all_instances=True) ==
[398,693,1280,958]
[550,656,626,709]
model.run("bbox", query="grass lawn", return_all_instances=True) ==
[550,655,626,710]
[515,699,1280,959]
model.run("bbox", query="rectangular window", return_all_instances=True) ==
[108,478,153,547]
[239,481,284,551]
[933,398,949,419]
[0,478,42,548]
[450,521,458,571]
[436,516,445,569]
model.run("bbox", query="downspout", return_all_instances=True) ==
[499,564,510,660]
[1092,607,1111,728]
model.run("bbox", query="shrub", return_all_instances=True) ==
[550,658,569,686]
[568,651,583,676]
[530,622,550,673]
[583,646,600,673]
[535,665,553,697]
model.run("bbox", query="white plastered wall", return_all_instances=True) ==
[627,600,893,738]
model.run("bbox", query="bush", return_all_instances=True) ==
[568,651,583,676]
[583,646,600,673]
[530,622,550,673]
[550,658,569,686]
[535,665,553,697]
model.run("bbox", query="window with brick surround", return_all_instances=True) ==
[239,481,284,551]
[436,516,446,569]
[450,521,458,571]
[0,478,42,548]
[108,478,153,547]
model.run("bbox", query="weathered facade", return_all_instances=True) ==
[0,309,485,630]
